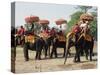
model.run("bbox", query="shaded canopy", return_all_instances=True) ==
[25,16,31,23]
[39,20,49,25]
[25,16,39,24]
[55,19,67,25]
[80,13,94,21]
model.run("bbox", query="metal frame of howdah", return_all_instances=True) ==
[11,2,97,73]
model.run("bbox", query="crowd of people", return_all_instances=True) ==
[15,19,92,46]
[16,25,65,38]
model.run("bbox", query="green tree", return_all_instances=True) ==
[67,11,83,32]
[90,8,97,40]
[76,6,92,13]
[67,6,93,32]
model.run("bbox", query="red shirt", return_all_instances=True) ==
[44,29,49,34]
[17,28,25,35]
[72,25,81,33]
[50,29,56,36]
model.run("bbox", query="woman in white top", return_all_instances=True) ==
[80,20,89,34]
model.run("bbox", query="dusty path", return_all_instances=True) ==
[15,42,97,73]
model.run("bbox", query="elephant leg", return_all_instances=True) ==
[54,48,57,58]
[74,52,77,62]
[35,51,38,60]
[80,48,84,56]
[74,47,80,62]
[45,46,48,58]
[77,51,80,62]
[38,51,41,60]
[74,47,78,62]
[23,44,29,61]
[77,48,81,62]
[50,46,55,58]
[85,49,88,60]
[42,48,45,56]
[35,50,42,60]
[90,48,93,61]
[63,47,66,57]
[48,46,50,57]
[90,41,94,61]
[50,49,53,58]
[35,39,40,60]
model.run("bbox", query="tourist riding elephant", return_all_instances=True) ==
[23,33,46,61]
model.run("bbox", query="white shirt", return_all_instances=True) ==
[80,23,87,28]
[62,23,68,31]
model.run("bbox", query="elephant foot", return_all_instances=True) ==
[50,57,53,59]
[80,52,84,56]
[35,57,38,60]
[90,58,92,61]
[55,56,58,58]
[86,57,88,60]
[63,55,65,57]
[73,59,77,62]
[73,59,80,63]
[35,58,37,60]
[45,55,47,59]
[35,57,41,60]
[25,58,29,61]
[74,60,80,63]
[50,55,53,58]
[38,56,41,60]
[77,60,80,62]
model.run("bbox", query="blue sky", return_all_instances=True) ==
[15,2,96,28]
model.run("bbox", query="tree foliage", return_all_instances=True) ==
[76,6,92,13]
[67,11,83,31]
[90,9,97,40]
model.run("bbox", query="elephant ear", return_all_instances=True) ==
[66,32,72,38]
[66,32,75,39]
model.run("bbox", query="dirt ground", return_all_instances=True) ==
[15,42,97,73]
